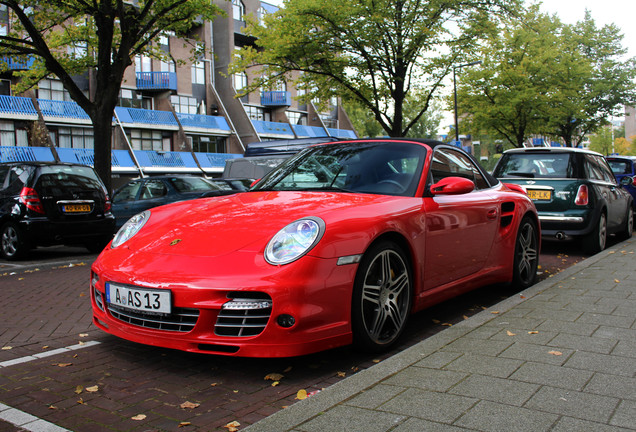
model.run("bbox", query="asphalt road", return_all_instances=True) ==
[0,236,625,431]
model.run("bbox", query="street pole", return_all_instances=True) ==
[453,60,482,143]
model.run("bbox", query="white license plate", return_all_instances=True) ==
[106,283,171,314]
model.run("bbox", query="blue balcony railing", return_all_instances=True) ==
[37,99,90,120]
[115,106,179,127]
[293,124,328,138]
[136,71,177,91]
[0,146,56,162]
[0,95,37,116]
[0,146,237,173]
[0,56,35,71]
[327,127,357,139]
[261,91,291,106]
[177,113,231,131]
[252,120,294,137]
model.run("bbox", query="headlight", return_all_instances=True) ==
[265,217,325,265]
[111,210,151,248]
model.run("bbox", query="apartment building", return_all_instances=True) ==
[0,1,357,187]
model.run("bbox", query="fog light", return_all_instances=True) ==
[277,314,295,328]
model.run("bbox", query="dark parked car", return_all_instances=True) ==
[607,155,636,210]
[493,147,633,254]
[111,175,246,228]
[0,162,115,260]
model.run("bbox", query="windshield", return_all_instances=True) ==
[253,141,426,196]
[494,153,574,179]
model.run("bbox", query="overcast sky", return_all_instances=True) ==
[263,0,635,57]
[539,0,636,58]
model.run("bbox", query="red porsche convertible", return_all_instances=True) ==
[91,139,539,357]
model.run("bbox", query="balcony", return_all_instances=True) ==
[1,56,35,71]
[136,71,177,91]
[0,146,239,175]
[252,120,294,138]
[37,99,90,121]
[0,95,38,118]
[261,91,291,107]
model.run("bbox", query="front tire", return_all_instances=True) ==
[512,216,539,289]
[352,241,412,352]
[582,212,607,255]
[1,222,30,260]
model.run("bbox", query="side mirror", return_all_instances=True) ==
[430,177,475,195]
[620,176,634,186]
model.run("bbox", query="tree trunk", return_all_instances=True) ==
[92,114,114,195]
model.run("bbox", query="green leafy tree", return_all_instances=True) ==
[456,8,567,147]
[0,0,222,192]
[231,0,521,138]
[342,99,386,138]
[546,12,636,147]
[588,125,614,155]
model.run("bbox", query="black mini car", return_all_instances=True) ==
[0,162,115,260]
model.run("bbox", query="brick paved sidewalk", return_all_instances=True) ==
[246,237,636,431]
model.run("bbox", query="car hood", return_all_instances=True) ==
[119,191,411,258]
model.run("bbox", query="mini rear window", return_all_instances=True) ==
[494,153,573,179]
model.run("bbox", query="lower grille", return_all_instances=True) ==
[215,296,272,337]
[107,304,199,332]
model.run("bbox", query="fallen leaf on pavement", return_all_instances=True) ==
[1,346,12,350]
[179,422,191,427]
[180,401,200,409]
[74,385,83,394]
[528,331,539,334]
[86,385,99,393]
[337,371,346,377]
[131,414,146,421]
[224,420,240,431]
[264,373,284,381]
[506,330,516,336]
[296,389,308,400]
[548,350,563,356]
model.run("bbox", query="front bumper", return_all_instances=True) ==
[90,250,358,357]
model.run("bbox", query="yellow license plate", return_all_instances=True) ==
[527,190,552,200]
[63,204,91,213]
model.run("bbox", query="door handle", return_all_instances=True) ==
[487,209,498,220]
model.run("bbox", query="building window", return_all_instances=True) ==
[160,59,175,73]
[258,7,268,26]
[232,0,245,21]
[128,129,166,151]
[192,61,205,85]
[119,89,152,109]
[37,79,71,101]
[0,79,10,96]
[244,105,270,122]
[57,127,94,149]
[135,54,152,73]
[189,135,226,153]
[233,71,247,92]
[0,5,8,35]
[287,111,307,125]
[171,95,199,114]
[0,121,28,146]
[68,42,87,58]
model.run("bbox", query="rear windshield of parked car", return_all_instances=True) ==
[494,153,573,179]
